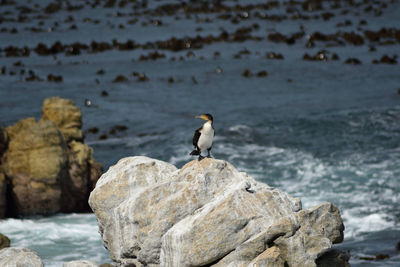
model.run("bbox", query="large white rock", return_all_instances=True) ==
[0,247,44,267]
[89,156,345,267]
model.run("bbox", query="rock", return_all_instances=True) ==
[41,96,83,143]
[248,246,285,266]
[0,172,6,218]
[0,126,8,159]
[316,249,350,267]
[64,141,101,212]
[112,75,128,83]
[0,232,10,249]
[344,58,362,65]
[2,118,68,216]
[89,156,178,266]
[0,247,44,266]
[63,260,99,267]
[1,99,102,216]
[89,157,346,267]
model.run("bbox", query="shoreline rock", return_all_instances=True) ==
[89,156,347,267]
[0,97,102,217]
[0,247,44,267]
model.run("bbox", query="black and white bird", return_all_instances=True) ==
[190,114,214,160]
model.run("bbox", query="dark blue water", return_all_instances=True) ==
[0,0,399,265]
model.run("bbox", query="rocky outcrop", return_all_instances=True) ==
[2,118,67,215]
[89,156,347,267]
[0,97,102,217]
[41,96,83,143]
[0,247,44,267]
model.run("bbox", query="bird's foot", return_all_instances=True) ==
[206,155,212,158]
[198,155,205,161]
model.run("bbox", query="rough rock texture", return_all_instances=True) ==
[64,140,101,212]
[89,156,346,267]
[2,118,67,216]
[0,97,102,216]
[0,126,8,159]
[0,172,6,218]
[63,260,99,267]
[315,249,351,267]
[0,247,44,267]
[41,96,83,143]
[0,232,10,249]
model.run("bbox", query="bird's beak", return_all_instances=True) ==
[195,115,207,120]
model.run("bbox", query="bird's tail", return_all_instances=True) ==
[190,150,200,156]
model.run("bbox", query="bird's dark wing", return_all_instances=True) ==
[193,127,201,148]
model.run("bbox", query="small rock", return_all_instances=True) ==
[379,55,397,64]
[88,127,99,134]
[257,70,268,77]
[266,52,284,59]
[112,75,128,83]
[114,125,128,131]
[375,253,390,260]
[99,134,108,140]
[101,90,109,97]
[47,74,63,82]
[0,247,44,266]
[344,58,362,65]
[242,69,253,77]
[97,69,105,75]
[45,3,62,14]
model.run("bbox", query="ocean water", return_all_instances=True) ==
[0,0,399,266]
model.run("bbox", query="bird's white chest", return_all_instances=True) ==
[198,122,214,150]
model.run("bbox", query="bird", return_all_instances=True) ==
[190,114,214,161]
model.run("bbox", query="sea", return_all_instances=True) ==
[0,0,399,266]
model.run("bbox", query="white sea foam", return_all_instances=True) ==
[209,137,399,243]
[0,214,110,266]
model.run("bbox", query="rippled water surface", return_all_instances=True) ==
[1,0,399,266]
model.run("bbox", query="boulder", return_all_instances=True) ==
[63,260,99,267]
[0,172,7,218]
[0,247,44,266]
[2,118,68,216]
[89,157,346,267]
[0,97,103,216]
[0,232,10,249]
[41,96,83,143]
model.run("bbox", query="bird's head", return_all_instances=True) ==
[195,114,213,122]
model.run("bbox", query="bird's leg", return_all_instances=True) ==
[198,155,204,161]
[206,148,212,158]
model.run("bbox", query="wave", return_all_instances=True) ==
[0,214,110,266]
